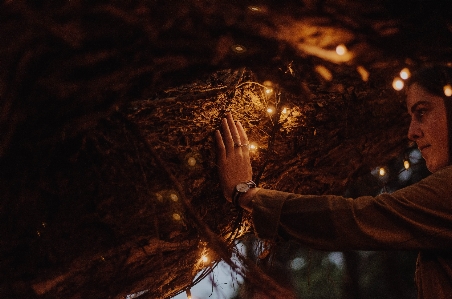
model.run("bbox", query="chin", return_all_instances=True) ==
[427,161,448,173]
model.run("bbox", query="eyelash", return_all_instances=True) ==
[414,109,427,120]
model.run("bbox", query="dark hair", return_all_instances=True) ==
[407,65,452,165]
[407,65,452,98]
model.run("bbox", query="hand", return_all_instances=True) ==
[215,113,253,202]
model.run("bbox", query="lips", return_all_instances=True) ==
[418,144,431,154]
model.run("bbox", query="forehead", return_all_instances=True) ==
[406,83,445,111]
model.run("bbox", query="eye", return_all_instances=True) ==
[414,108,427,121]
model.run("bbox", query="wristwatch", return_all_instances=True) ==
[232,180,256,209]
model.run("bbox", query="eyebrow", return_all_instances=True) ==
[410,101,431,114]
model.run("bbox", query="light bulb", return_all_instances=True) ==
[232,45,246,53]
[170,193,178,202]
[267,107,274,114]
[400,68,411,80]
[404,160,410,170]
[356,66,369,82]
[249,143,257,151]
[155,193,163,202]
[336,44,347,56]
[444,84,452,97]
[187,157,196,167]
[201,254,209,263]
[379,167,386,176]
[173,213,181,221]
[392,77,404,91]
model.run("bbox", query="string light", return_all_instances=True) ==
[187,156,197,167]
[248,5,260,12]
[335,44,347,56]
[400,68,411,80]
[315,65,333,81]
[155,192,163,202]
[392,77,404,91]
[263,80,273,87]
[265,87,273,95]
[266,106,275,114]
[379,167,386,176]
[404,160,410,170]
[201,254,209,263]
[172,213,181,221]
[356,65,369,82]
[170,192,179,202]
[281,107,288,114]
[232,45,246,53]
[249,142,258,151]
[444,84,452,97]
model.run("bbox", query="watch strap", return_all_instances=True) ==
[232,180,256,209]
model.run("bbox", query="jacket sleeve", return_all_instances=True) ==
[251,166,452,251]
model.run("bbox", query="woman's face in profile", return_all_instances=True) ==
[407,83,449,173]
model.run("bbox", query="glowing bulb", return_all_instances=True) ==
[282,107,288,114]
[265,87,273,95]
[187,157,196,166]
[155,193,163,202]
[201,254,209,263]
[173,213,181,221]
[248,6,260,11]
[404,160,410,170]
[263,80,273,87]
[232,45,246,53]
[267,107,274,114]
[315,65,333,81]
[444,84,452,97]
[392,77,404,91]
[379,167,386,176]
[336,44,347,56]
[249,143,257,151]
[400,68,411,80]
[170,193,178,202]
[356,65,369,82]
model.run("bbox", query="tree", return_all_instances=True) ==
[1,0,451,298]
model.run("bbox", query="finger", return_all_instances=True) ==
[236,120,249,144]
[221,117,234,152]
[215,130,226,161]
[226,113,241,145]
[236,121,249,157]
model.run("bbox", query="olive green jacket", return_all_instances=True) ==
[251,165,452,299]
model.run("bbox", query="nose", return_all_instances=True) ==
[408,119,422,141]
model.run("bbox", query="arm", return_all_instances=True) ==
[251,166,452,251]
[215,114,452,251]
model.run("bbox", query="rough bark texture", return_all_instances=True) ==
[1,0,451,298]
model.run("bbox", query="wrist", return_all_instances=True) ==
[231,180,257,211]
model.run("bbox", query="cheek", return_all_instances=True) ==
[436,117,450,165]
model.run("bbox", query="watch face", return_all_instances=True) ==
[236,182,249,193]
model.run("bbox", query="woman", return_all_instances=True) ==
[215,65,452,298]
